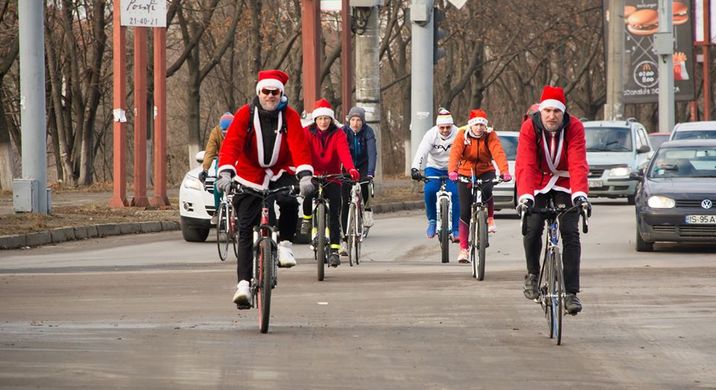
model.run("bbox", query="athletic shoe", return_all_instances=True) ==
[232,280,251,308]
[277,241,296,268]
[426,220,437,238]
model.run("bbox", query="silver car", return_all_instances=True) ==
[493,131,518,211]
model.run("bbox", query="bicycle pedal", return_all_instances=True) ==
[235,303,252,310]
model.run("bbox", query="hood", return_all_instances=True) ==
[587,152,632,166]
[645,177,716,197]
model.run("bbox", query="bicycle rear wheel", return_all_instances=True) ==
[439,198,450,263]
[316,203,327,281]
[257,238,273,333]
[230,205,240,259]
[346,204,355,267]
[477,208,487,281]
[552,247,564,345]
[216,203,229,261]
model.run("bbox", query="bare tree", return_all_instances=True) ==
[0,1,19,190]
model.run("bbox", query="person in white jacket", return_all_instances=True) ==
[410,108,460,240]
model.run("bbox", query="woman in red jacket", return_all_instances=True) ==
[301,99,360,267]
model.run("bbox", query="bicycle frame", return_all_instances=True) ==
[311,174,344,280]
[460,174,501,279]
[345,178,373,266]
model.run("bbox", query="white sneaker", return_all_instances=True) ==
[363,210,374,227]
[457,249,470,264]
[210,215,218,225]
[277,241,297,268]
[339,240,349,256]
[232,280,251,307]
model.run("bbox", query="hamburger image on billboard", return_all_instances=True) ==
[672,1,689,25]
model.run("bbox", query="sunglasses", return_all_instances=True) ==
[261,89,281,96]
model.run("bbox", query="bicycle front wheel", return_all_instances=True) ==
[354,205,362,265]
[257,238,273,334]
[469,212,477,276]
[439,198,450,264]
[477,208,487,281]
[552,247,564,345]
[316,203,327,281]
[216,203,229,261]
[346,204,355,267]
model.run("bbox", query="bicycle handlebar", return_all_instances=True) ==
[231,182,299,199]
[518,204,590,236]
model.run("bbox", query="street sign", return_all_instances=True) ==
[120,0,167,28]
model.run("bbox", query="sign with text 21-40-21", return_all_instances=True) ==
[120,0,167,28]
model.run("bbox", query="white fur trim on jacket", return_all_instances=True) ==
[468,116,488,127]
[312,107,335,121]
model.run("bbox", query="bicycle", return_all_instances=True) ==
[362,180,375,238]
[422,175,453,264]
[310,174,345,281]
[344,177,373,266]
[519,200,589,345]
[215,184,238,261]
[232,182,298,334]
[459,175,502,280]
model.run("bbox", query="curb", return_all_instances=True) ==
[0,220,180,250]
[1,201,423,250]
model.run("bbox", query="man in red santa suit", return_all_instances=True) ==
[515,85,591,315]
[216,69,314,308]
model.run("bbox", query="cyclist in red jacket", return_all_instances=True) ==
[300,98,360,267]
[216,69,314,307]
[515,86,591,315]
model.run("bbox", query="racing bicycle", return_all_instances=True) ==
[216,188,238,261]
[344,177,373,266]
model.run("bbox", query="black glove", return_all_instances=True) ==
[410,168,422,181]
[516,198,534,215]
[198,170,208,183]
[574,196,592,218]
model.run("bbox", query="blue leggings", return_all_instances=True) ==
[423,167,460,233]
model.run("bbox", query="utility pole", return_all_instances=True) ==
[409,0,434,166]
[605,0,625,120]
[14,1,48,214]
[353,2,383,186]
[655,0,675,132]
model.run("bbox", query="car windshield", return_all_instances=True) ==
[585,127,633,152]
[672,130,716,140]
[648,134,670,150]
[648,147,716,178]
[497,134,517,160]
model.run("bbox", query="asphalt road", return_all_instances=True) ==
[1,202,716,389]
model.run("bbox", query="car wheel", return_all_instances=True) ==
[627,194,636,205]
[635,218,654,252]
[181,223,210,242]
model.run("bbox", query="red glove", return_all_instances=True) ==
[448,171,459,181]
[349,168,361,181]
[500,173,512,182]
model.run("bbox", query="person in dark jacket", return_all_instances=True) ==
[339,106,377,255]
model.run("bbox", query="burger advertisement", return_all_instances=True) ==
[607,0,695,103]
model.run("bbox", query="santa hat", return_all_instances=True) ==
[435,108,454,126]
[256,69,289,95]
[219,112,234,130]
[467,109,489,127]
[538,86,566,112]
[311,98,335,121]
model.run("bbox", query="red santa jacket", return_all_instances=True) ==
[218,103,313,190]
[304,124,356,177]
[515,113,589,203]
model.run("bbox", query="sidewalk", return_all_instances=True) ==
[0,178,423,250]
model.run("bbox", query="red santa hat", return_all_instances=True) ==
[311,98,335,121]
[467,109,489,127]
[538,86,566,112]
[256,69,289,95]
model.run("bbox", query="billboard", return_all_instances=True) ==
[610,0,696,103]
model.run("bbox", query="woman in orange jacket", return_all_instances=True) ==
[448,109,512,263]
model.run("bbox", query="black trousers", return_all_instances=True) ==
[341,180,371,235]
[232,174,299,282]
[303,181,343,246]
[523,191,581,294]
[457,171,495,224]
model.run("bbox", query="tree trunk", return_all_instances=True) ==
[0,92,15,190]
[187,29,202,168]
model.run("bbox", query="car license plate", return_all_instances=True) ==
[588,179,603,188]
[685,215,716,224]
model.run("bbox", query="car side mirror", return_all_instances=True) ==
[637,145,651,154]
[629,168,645,180]
[195,151,206,164]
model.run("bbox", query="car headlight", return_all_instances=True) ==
[183,176,204,191]
[647,195,675,208]
[608,167,631,177]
